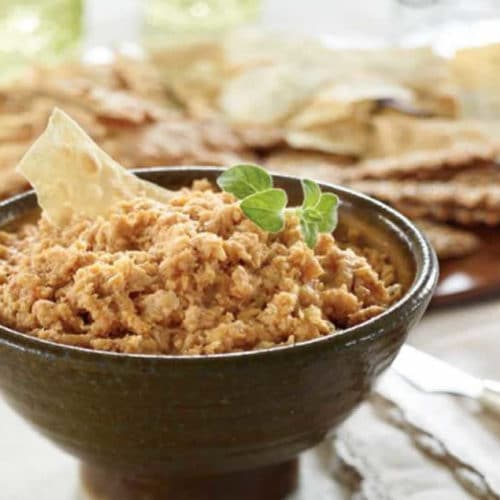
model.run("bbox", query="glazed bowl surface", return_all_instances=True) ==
[0,167,438,482]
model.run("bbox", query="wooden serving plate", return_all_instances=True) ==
[432,227,500,307]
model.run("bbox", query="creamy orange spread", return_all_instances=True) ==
[0,181,401,354]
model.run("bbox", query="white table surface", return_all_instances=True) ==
[2,1,500,498]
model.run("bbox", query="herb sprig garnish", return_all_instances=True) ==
[217,164,339,248]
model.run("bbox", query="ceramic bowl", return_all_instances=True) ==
[0,167,438,499]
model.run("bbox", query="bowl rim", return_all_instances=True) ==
[0,166,438,363]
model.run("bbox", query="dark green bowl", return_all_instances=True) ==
[0,167,437,499]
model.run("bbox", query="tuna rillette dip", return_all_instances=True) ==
[0,110,402,355]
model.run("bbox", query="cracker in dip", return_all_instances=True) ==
[0,110,402,355]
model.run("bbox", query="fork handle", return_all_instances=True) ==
[479,380,500,416]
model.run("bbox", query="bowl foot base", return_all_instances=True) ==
[80,459,298,500]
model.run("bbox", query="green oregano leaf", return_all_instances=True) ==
[303,207,323,223]
[300,218,319,249]
[298,179,339,247]
[217,164,340,248]
[240,189,288,232]
[216,164,272,200]
[316,192,339,233]
[301,179,321,209]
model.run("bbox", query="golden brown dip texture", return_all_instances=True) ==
[0,182,401,355]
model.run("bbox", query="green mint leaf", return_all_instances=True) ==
[301,179,321,209]
[300,218,319,249]
[316,192,339,233]
[240,188,287,232]
[216,164,272,200]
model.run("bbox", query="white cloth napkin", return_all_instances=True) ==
[330,298,500,500]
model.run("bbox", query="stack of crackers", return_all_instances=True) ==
[1,31,500,261]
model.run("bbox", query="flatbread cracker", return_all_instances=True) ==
[150,40,225,116]
[448,44,500,118]
[112,117,251,168]
[367,114,497,158]
[220,62,332,125]
[451,43,500,92]
[113,55,171,104]
[350,144,497,181]
[16,108,173,226]
[40,81,168,125]
[234,124,284,150]
[349,179,500,226]
[414,219,481,259]
[453,165,500,186]
[285,119,370,156]
[265,148,353,168]
[264,148,352,183]
[349,179,500,211]
[395,203,500,227]
[397,203,500,226]
[287,79,412,130]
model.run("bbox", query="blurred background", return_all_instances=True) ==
[1,0,391,81]
[3,0,500,77]
[1,1,500,499]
